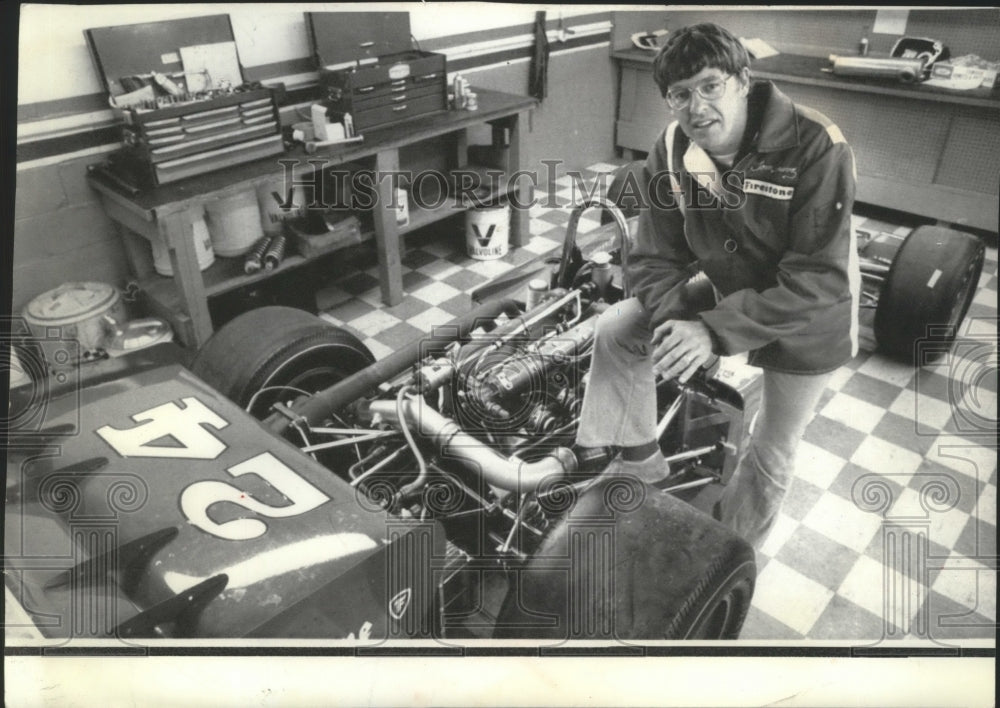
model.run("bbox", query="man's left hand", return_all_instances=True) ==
[651,319,715,383]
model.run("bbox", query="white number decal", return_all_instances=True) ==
[96,397,228,459]
[180,452,330,540]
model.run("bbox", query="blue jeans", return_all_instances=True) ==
[576,297,832,548]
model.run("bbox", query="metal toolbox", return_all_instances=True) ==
[85,14,284,188]
[308,12,448,133]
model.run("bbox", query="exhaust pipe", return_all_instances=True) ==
[366,397,577,493]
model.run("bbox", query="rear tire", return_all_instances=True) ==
[191,306,374,417]
[874,226,985,365]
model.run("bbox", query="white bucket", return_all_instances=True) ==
[465,204,510,260]
[151,212,215,276]
[205,190,265,257]
[256,179,306,236]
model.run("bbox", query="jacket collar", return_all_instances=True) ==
[750,81,799,153]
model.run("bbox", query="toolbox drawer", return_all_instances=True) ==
[338,81,444,113]
[354,93,447,131]
[327,52,446,91]
[86,16,284,188]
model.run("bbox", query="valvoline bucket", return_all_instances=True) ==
[151,211,215,277]
[204,190,265,257]
[256,178,306,236]
[465,204,510,260]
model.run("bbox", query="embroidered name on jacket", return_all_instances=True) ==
[743,178,795,200]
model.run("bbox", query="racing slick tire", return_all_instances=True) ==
[493,476,756,640]
[874,225,985,365]
[191,306,375,417]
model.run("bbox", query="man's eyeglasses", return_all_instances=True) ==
[665,75,733,110]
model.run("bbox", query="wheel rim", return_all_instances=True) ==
[249,364,353,418]
[686,575,753,639]
[944,250,984,333]
[245,345,370,418]
[689,594,735,639]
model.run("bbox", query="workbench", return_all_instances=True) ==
[88,88,537,348]
[614,48,1000,233]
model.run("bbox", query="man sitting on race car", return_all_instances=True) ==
[575,22,860,549]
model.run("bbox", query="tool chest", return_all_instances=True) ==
[308,12,448,133]
[85,14,284,188]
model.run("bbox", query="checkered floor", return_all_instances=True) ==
[314,162,998,642]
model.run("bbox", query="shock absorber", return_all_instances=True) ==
[243,235,272,274]
[263,233,287,271]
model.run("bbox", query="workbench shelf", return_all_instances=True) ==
[88,88,537,348]
[134,162,519,316]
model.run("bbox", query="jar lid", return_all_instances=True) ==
[590,251,612,266]
[23,282,120,327]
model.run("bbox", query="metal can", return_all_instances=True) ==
[525,278,549,310]
[589,251,613,295]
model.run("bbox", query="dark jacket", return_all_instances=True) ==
[627,81,861,374]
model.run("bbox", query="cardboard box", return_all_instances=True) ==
[290,215,364,259]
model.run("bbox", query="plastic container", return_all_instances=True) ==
[151,211,215,276]
[465,204,510,260]
[205,190,265,257]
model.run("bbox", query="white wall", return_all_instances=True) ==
[18,3,605,105]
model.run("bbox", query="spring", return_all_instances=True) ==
[263,233,287,271]
[243,235,272,274]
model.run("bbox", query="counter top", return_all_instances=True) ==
[612,48,1000,110]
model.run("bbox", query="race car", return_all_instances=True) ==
[5,200,760,642]
[5,178,983,642]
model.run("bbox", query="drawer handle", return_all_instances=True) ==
[392,104,408,112]
[359,41,375,48]
[357,85,375,93]
[391,86,406,93]
[391,79,406,86]
[392,95,407,102]
[417,73,439,81]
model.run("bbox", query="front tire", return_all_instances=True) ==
[191,306,374,418]
[493,477,756,639]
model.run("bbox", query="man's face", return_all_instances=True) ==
[668,66,750,156]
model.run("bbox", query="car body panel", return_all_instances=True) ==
[6,363,435,639]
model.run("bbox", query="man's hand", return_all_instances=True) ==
[651,319,715,383]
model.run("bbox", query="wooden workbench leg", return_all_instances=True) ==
[508,109,532,248]
[455,130,469,169]
[115,223,154,281]
[373,148,404,306]
[160,210,214,348]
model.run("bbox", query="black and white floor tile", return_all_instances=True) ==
[314,162,998,642]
